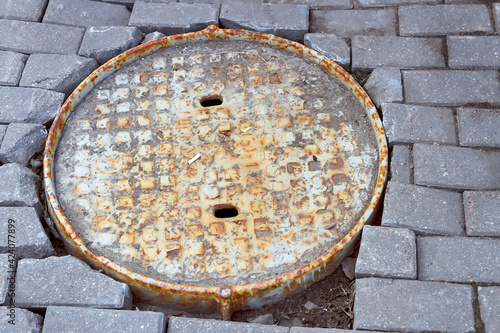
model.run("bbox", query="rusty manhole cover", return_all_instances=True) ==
[44,26,387,318]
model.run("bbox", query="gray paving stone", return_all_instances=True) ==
[0,87,64,125]
[0,125,6,143]
[0,254,15,306]
[16,255,133,309]
[265,0,352,9]
[220,3,308,42]
[448,36,500,69]
[358,0,438,7]
[0,123,47,166]
[382,103,456,145]
[418,236,500,283]
[0,0,47,22]
[0,207,55,259]
[413,143,500,190]
[403,70,500,106]
[102,0,137,9]
[356,225,416,279]
[129,2,219,35]
[304,33,350,69]
[19,54,98,95]
[351,36,445,70]
[0,164,41,213]
[0,19,84,55]
[43,0,130,28]
[458,108,500,148]
[168,316,289,332]
[363,67,402,108]
[142,31,166,44]
[389,144,411,183]
[464,191,500,237]
[0,307,42,332]
[399,4,493,36]
[79,26,142,64]
[478,287,500,333]
[495,3,500,34]
[382,181,464,235]
[353,278,475,333]
[310,9,397,36]
[290,328,381,333]
[42,306,166,333]
[0,51,27,86]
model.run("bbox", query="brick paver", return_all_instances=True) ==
[0,51,27,86]
[382,103,456,146]
[478,287,500,333]
[354,278,475,332]
[42,306,166,333]
[168,316,289,333]
[413,143,500,190]
[0,0,47,22]
[382,181,464,235]
[363,66,402,108]
[352,36,445,70]
[463,191,500,237]
[304,33,350,69]
[0,307,42,333]
[457,108,500,148]
[418,236,500,283]
[310,9,397,36]
[129,2,219,35]
[0,123,47,166]
[447,36,500,69]
[389,144,411,183]
[399,4,493,36]
[220,3,309,41]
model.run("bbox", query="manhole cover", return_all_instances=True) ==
[44,26,387,318]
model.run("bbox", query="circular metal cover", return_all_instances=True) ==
[45,26,387,317]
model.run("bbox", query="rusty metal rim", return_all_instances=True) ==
[43,25,388,316]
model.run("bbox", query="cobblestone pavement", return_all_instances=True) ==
[1,0,499,332]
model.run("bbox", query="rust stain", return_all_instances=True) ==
[43,25,388,320]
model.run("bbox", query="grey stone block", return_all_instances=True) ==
[310,9,397,37]
[0,164,40,213]
[129,2,219,35]
[382,181,464,235]
[0,50,28,86]
[0,254,15,305]
[0,19,84,54]
[167,316,289,332]
[458,108,500,148]
[478,287,500,333]
[265,0,352,9]
[363,67,402,108]
[142,31,166,44]
[399,4,493,36]
[0,87,64,125]
[16,255,133,309]
[495,3,500,34]
[389,144,411,183]
[102,0,137,9]
[414,143,500,190]
[0,126,6,143]
[352,36,445,70]
[304,33,350,69]
[354,278,474,333]
[79,26,142,64]
[0,307,42,333]
[43,0,130,28]
[290,328,381,333]
[42,306,166,333]
[403,70,500,106]
[0,123,47,167]
[358,0,438,7]
[19,54,98,95]
[356,225,416,279]
[464,191,500,237]
[0,207,55,259]
[0,0,47,22]
[448,36,500,69]
[418,236,500,283]
[220,3,308,42]
[382,103,456,146]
